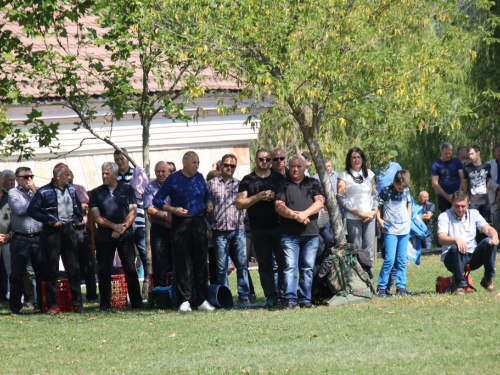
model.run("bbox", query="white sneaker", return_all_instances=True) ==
[198,300,215,311]
[179,301,192,312]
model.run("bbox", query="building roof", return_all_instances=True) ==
[1,11,241,99]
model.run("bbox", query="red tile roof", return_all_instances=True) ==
[1,11,241,99]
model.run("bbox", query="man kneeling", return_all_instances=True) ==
[437,191,499,294]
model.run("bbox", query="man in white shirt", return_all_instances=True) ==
[437,191,498,294]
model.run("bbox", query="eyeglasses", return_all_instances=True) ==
[222,163,236,169]
[19,175,34,180]
[258,157,271,162]
[273,157,285,162]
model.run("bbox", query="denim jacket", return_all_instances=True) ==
[27,180,83,226]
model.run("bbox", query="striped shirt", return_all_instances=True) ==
[207,175,245,231]
[118,167,145,228]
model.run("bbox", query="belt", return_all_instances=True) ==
[13,232,42,238]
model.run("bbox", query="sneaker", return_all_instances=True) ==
[179,301,192,312]
[377,289,388,298]
[385,289,394,297]
[283,300,295,310]
[396,288,413,296]
[240,298,251,304]
[480,277,495,293]
[198,300,215,311]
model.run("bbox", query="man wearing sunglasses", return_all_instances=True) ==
[8,167,45,315]
[27,163,84,315]
[271,149,290,179]
[207,154,251,303]
[236,149,286,307]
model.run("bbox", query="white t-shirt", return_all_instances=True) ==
[339,169,375,220]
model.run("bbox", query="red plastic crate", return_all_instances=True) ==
[41,279,75,314]
[148,272,173,292]
[111,274,128,309]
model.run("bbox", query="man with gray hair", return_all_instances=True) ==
[275,155,324,309]
[89,162,143,311]
[2,170,16,191]
[153,151,215,312]
[431,142,464,213]
[27,163,84,315]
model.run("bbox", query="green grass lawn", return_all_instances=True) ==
[1,253,500,374]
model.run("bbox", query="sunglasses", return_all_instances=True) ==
[19,175,34,179]
[222,163,236,169]
[258,157,271,162]
[273,157,285,162]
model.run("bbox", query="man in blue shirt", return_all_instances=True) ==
[153,151,215,312]
[431,142,464,213]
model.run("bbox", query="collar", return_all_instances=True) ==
[217,175,235,184]
[453,209,468,222]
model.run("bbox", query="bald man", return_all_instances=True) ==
[419,191,435,249]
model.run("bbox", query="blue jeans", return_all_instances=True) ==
[134,227,147,277]
[443,238,497,287]
[378,233,410,290]
[213,229,250,301]
[281,235,319,305]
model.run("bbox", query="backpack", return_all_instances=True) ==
[324,243,376,306]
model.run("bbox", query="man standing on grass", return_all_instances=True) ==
[461,145,491,221]
[207,154,251,303]
[8,167,45,315]
[437,191,498,294]
[275,156,324,309]
[27,163,84,315]
[114,149,149,278]
[153,151,215,312]
[89,162,143,312]
[236,149,286,308]
[143,161,173,288]
[431,142,464,213]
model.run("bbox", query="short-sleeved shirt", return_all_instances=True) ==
[437,208,488,260]
[143,179,170,226]
[375,162,402,193]
[378,185,411,235]
[463,162,491,206]
[275,177,324,236]
[431,158,463,196]
[339,169,375,220]
[238,171,285,230]
[89,183,137,242]
[207,175,245,231]
[153,171,212,218]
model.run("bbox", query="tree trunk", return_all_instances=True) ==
[295,118,346,246]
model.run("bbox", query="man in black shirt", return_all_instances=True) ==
[89,162,143,311]
[461,145,491,221]
[275,156,324,309]
[236,148,285,307]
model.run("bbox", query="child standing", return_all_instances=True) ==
[376,170,412,297]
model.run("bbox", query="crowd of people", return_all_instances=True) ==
[0,141,499,315]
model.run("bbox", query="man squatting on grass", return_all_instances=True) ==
[438,190,499,294]
[153,151,216,312]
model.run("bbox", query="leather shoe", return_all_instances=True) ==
[74,306,85,313]
[480,277,495,292]
[47,308,57,316]
[299,302,315,309]
[283,301,295,310]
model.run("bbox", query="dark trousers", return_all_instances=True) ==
[443,238,497,287]
[151,223,173,287]
[171,216,208,306]
[9,235,46,314]
[43,223,82,310]
[97,236,143,310]
[438,196,452,214]
[250,227,285,302]
[75,225,98,301]
[0,253,7,300]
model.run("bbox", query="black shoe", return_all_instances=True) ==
[396,288,413,296]
[249,294,256,303]
[87,297,99,303]
[74,306,85,313]
[283,301,295,310]
[385,289,394,297]
[239,298,251,304]
[299,302,315,309]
